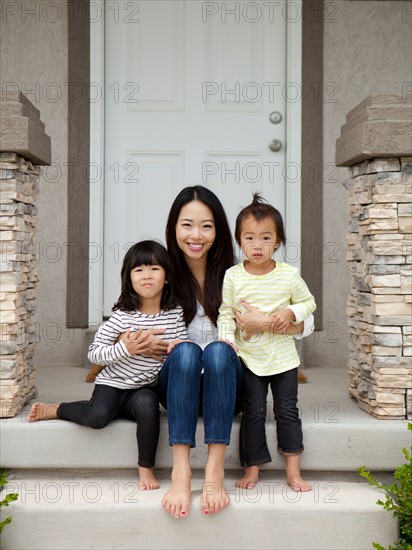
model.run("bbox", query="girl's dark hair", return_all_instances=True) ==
[234,192,286,247]
[165,185,234,326]
[113,240,179,312]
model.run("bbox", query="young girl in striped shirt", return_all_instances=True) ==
[218,194,316,492]
[28,240,188,490]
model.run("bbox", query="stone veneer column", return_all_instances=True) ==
[336,95,412,419]
[0,91,51,417]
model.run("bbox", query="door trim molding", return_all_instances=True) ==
[286,3,302,269]
[89,0,105,325]
[89,0,303,324]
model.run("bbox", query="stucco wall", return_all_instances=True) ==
[304,0,412,368]
[0,1,85,366]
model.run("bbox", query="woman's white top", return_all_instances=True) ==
[187,303,218,350]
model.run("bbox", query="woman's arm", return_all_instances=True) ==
[88,312,169,364]
[166,308,191,354]
[235,301,305,340]
[217,272,237,344]
[118,329,169,361]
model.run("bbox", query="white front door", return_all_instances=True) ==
[101,0,300,316]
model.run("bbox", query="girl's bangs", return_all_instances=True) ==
[131,249,161,268]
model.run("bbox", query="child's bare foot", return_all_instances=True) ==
[287,474,312,492]
[138,467,160,490]
[162,467,192,519]
[27,403,59,422]
[285,454,312,492]
[235,465,259,489]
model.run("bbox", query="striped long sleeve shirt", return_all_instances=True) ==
[88,307,188,389]
[217,261,316,376]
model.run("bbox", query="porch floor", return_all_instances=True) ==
[1,364,409,471]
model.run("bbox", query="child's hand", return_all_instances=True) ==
[120,328,168,360]
[235,300,271,339]
[270,309,295,333]
[221,339,239,353]
[167,339,186,354]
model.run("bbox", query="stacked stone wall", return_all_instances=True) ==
[345,157,412,419]
[0,153,40,416]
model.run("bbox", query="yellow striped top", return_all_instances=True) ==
[217,261,316,376]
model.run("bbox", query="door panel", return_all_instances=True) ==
[104,0,287,314]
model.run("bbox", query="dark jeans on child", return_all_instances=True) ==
[240,365,303,467]
[57,384,159,468]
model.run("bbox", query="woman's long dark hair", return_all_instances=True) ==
[113,240,179,312]
[165,185,234,326]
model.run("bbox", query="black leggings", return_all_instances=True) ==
[57,384,160,468]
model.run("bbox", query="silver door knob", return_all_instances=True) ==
[269,139,282,152]
[269,111,282,124]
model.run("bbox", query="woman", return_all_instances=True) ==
[157,185,242,519]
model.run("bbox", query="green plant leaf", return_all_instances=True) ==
[0,469,19,536]
[359,423,412,549]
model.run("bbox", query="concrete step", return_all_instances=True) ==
[2,470,398,550]
[1,365,409,471]
[2,410,409,471]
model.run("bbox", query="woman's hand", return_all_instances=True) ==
[287,321,304,336]
[119,329,168,361]
[235,301,302,337]
[235,301,272,339]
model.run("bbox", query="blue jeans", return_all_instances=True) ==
[240,366,303,467]
[157,341,243,447]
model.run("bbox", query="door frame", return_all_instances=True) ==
[89,0,302,325]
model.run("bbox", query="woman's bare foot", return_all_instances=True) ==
[235,465,259,489]
[201,470,229,516]
[285,455,312,492]
[201,444,229,516]
[162,468,191,518]
[162,444,192,519]
[27,402,59,422]
[138,467,160,490]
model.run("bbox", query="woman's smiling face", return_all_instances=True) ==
[175,200,216,263]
